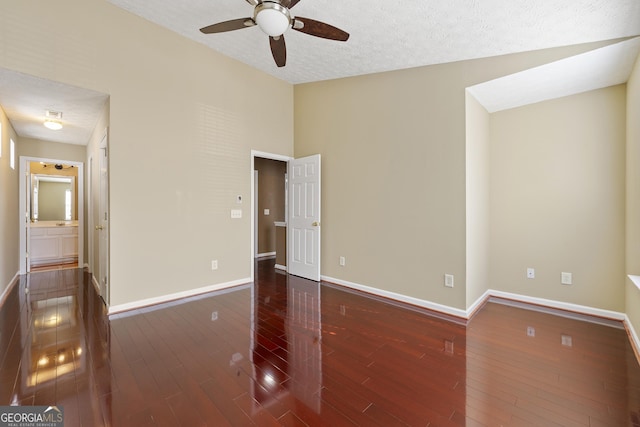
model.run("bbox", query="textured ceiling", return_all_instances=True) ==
[107,0,640,84]
[0,69,108,146]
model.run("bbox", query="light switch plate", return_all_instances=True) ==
[264,209,270,215]
[561,272,572,285]
[231,209,242,219]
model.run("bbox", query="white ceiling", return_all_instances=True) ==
[1,1,639,146]
[0,68,108,146]
[107,0,640,84]
[468,37,640,112]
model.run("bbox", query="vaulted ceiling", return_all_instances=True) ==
[108,0,640,84]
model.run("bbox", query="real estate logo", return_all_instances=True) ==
[0,406,64,427]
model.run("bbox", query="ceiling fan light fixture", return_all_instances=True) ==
[254,2,291,37]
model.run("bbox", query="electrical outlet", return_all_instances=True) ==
[527,268,535,279]
[561,272,572,285]
[211,260,218,270]
[211,311,218,321]
[264,208,270,215]
[339,256,346,266]
[444,274,454,288]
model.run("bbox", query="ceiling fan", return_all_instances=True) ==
[199,0,349,68]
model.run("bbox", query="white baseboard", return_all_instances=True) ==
[274,264,287,271]
[108,277,252,316]
[485,290,626,321]
[624,314,640,362]
[256,252,276,259]
[321,275,468,319]
[322,275,628,325]
[466,289,492,317]
[0,271,20,309]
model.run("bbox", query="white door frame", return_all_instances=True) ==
[250,150,292,281]
[19,156,84,274]
[254,170,258,258]
[87,155,94,274]
[98,130,110,306]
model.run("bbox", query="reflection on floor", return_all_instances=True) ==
[0,260,639,426]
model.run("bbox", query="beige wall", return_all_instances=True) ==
[627,52,640,333]
[0,0,293,308]
[490,86,626,311]
[0,107,20,299]
[294,42,614,310]
[255,157,287,255]
[465,92,491,307]
[19,138,86,163]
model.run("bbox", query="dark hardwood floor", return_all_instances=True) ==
[1,260,639,426]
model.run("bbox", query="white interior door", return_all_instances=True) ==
[98,133,109,304]
[288,154,321,281]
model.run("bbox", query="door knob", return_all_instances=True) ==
[312,221,320,227]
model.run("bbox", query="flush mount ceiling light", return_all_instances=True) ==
[44,110,63,131]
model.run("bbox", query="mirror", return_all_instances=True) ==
[30,162,78,222]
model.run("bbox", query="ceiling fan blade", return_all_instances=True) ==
[200,18,255,34]
[292,17,349,41]
[269,36,287,67]
[279,0,300,7]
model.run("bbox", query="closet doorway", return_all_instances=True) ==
[253,157,288,263]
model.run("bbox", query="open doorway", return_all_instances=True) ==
[254,157,287,261]
[19,156,84,274]
[251,151,291,281]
